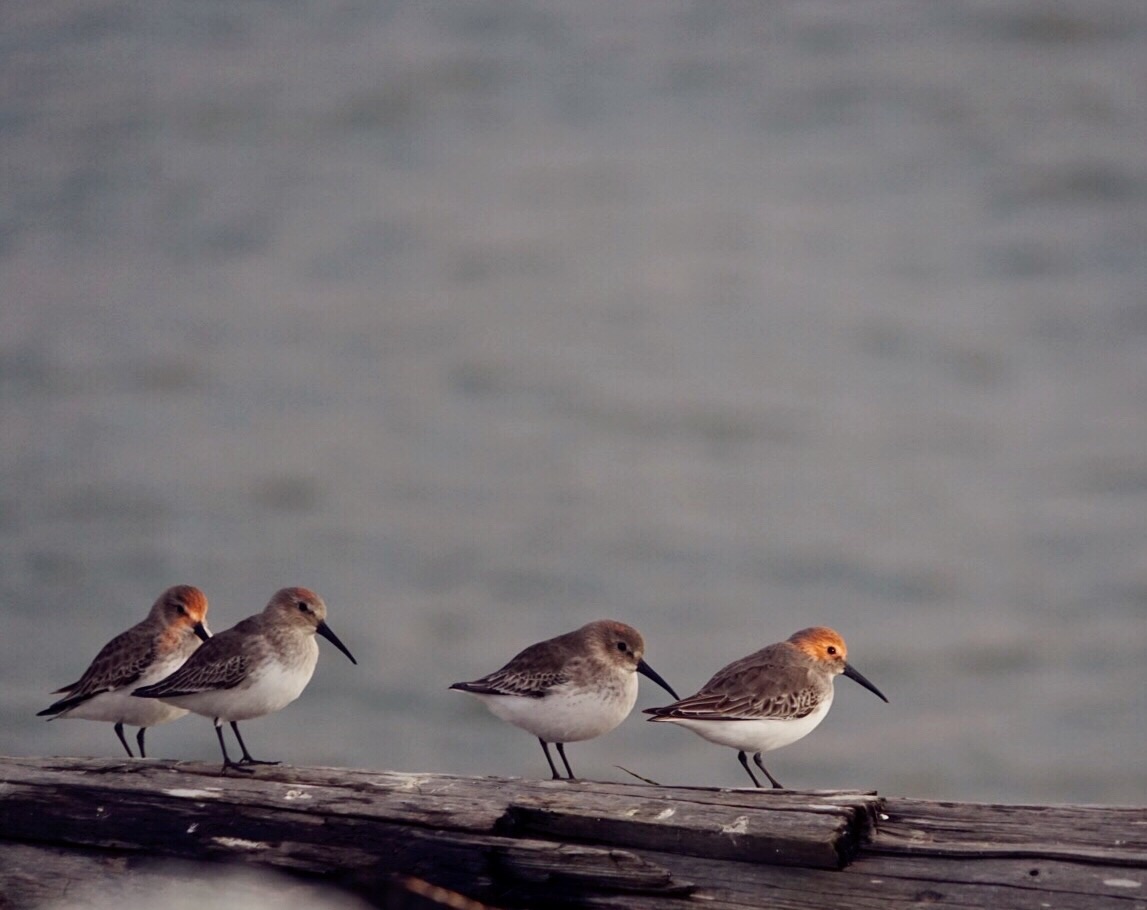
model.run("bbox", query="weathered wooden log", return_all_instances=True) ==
[1,756,1144,910]
[873,797,1147,864]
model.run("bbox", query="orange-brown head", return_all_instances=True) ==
[787,626,887,702]
[152,585,211,642]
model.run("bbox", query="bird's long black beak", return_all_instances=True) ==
[637,659,680,700]
[193,622,211,642]
[317,620,358,665]
[843,662,888,702]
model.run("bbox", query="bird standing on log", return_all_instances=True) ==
[451,619,679,780]
[645,626,887,788]
[38,585,212,758]
[133,587,356,772]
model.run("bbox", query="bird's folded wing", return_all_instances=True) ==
[39,636,157,714]
[134,652,247,697]
[452,668,566,699]
[648,663,821,721]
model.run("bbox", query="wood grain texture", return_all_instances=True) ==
[1,757,1143,910]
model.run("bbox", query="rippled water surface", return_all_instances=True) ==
[3,0,1146,804]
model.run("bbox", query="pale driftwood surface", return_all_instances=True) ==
[0,757,1144,910]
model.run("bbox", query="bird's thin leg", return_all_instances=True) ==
[538,739,562,780]
[114,722,134,758]
[215,722,253,773]
[737,750,762,787]
[555,742,575,780]
[752,752,784,789]
[231,721,279,766]
[136,727,147,759]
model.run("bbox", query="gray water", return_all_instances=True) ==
[3,0,1146,806]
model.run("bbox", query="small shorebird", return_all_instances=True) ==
[450,619,680,780]
[644,626,887,788]
[38,585,212,758]
[133,587,356,772]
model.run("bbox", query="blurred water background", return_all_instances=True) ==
[2,0,1146,805]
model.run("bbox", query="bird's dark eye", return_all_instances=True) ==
[616,641,628,652]
[826,645,837,655]
[296,601,310,613]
